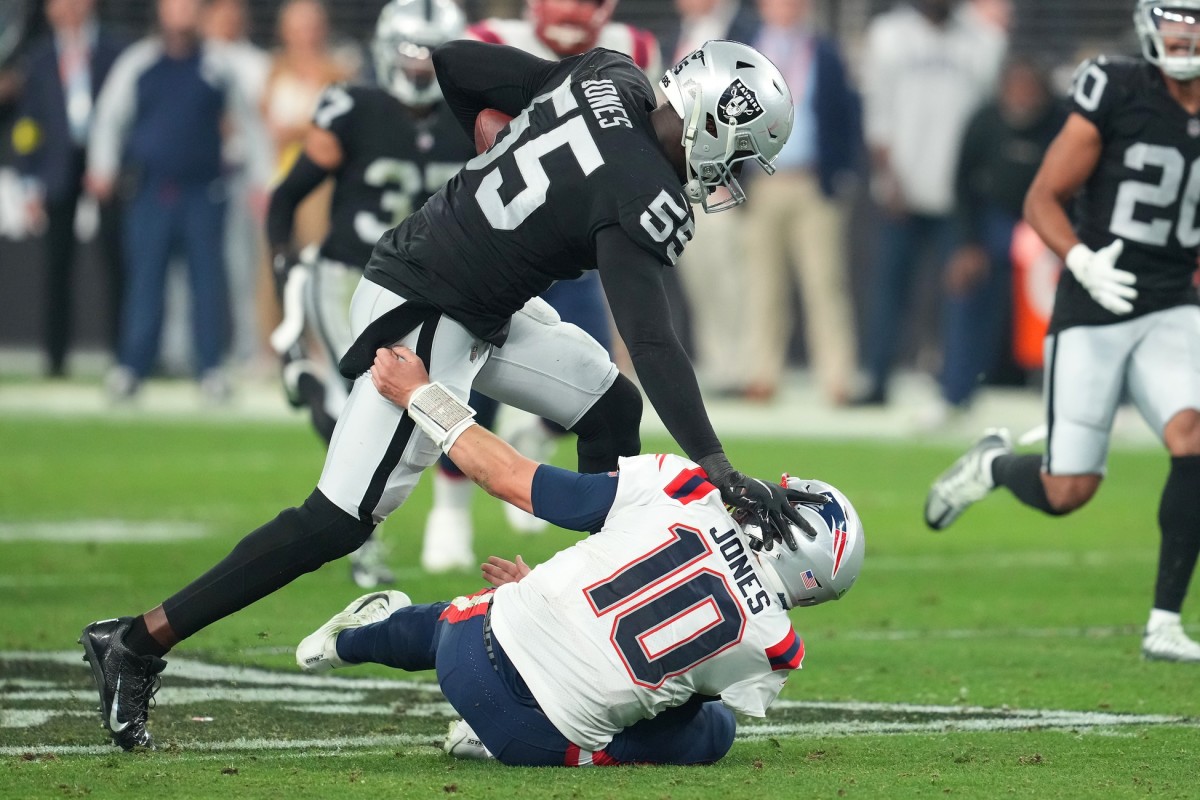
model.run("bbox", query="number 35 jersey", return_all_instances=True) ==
[312,84,475,268]
[1056,56,1200,333]
[365,49,696,345]
[489,454,803,752]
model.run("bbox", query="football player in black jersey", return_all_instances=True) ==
[926,0,1200,663]
[78,38,814,750]
[266,0,474,588]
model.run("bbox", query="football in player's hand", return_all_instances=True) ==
[474,109,513,154]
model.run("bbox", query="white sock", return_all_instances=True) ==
[1147,608,1181,633]
[433,468,474,512]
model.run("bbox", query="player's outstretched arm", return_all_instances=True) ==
[595,227,816,548]
[370,346,539,512]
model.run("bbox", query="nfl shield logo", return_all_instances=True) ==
[717,78,764,126]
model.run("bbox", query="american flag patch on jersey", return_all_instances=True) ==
[801,570,819,590]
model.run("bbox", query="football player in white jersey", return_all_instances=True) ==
[295,345,865,766]
[419,0,663,572]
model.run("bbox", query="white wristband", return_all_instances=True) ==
[408,382,477,453]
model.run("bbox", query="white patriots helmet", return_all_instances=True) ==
[1136,0,1200,80]
[751,478,864,609]
[659,40,794,213]
[373,0,466,107]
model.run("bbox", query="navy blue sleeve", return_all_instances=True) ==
[530,465,619,533]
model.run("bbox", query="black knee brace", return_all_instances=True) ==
[570,373,643,474]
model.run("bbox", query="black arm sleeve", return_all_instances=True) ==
[596,225,723,463]
[266,152,330,257]
[432,40,561,140]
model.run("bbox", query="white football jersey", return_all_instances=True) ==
[468,17,662,81]
[490,454,803,751]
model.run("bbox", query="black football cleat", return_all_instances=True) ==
[78,617,166,750]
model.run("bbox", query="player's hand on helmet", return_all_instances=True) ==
[723,473,822,551]
[699,455,826,551]
[1065,239,1137,315]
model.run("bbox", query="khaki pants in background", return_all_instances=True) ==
[734,170,859,407]
[741,170,857,405]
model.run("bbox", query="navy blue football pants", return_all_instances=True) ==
[336,596,736,766]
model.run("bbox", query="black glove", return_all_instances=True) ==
[698,455,827,551]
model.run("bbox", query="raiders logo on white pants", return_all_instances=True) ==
[318,279,619,523]
[1044,305,1200,475]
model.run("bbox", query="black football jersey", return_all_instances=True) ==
[364,49,695,345]
[312,84,475,267]
[1053,56,1200,333]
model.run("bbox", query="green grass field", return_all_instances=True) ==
[2,414,1199,799]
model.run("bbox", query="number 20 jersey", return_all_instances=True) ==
[489,454,803,752]
[1057,56,1200,333]
[312,84,475,268]
[364,49,696,345]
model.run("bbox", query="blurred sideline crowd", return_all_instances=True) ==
[0,0,1108,423]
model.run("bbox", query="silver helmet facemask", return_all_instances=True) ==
[660,40,794,213]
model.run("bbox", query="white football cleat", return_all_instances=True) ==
[1142,622,1200,662]
[421,507,477,573]
[924,428,1013,531]
[296,590,411,673]
[444,719,493,761]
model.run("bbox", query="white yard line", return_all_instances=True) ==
[0,520,208,543]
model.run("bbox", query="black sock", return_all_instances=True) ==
[161,490,374,641]
[1154,455,1200,613]
[123,616,168,658]
[991,453,1066,515]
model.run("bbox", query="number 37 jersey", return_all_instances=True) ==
[365,49,696,345]
[489,454,803,752]
[312,84,475,268]
[1058,56,1200,332]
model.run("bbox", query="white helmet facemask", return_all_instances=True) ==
[1136,0,1200,81]
[660,40,794,213]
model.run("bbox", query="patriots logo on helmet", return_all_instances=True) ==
[807,491,850,578]
[717,78,764,126]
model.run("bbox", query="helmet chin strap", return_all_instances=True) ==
[681,87,706,204]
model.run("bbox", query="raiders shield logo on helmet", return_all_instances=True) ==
[717,78,764,126]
